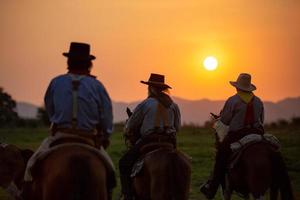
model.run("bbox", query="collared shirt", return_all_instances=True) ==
[125,97,181,137]
[44,73,113,135]
[220,93,264,132]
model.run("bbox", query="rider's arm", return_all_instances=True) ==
[44,80,55,119]
[220,98,234,126]
[125,101,145,134]
[260,102,265,124]
[97,83,113,136]
[173,103,181,132]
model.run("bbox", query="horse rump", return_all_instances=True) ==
[271,151,294,200]
[32,146,108,200]
[168,151,191,200]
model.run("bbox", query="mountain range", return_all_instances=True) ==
[16,96,300,125]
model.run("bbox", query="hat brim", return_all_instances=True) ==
[140,81,172,89]
[229,81,256,92]
[62,53,96,60]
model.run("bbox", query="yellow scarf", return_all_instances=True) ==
[237,90,254,103]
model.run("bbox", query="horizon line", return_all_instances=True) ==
[17,95,300,107]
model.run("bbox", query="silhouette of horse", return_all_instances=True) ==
[124,108,191,200]
[132,145,191,200]
[0,143,33,200]
[211,114,294,200]
[23,144,113,200]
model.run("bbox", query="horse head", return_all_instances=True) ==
[0,143,33,192]
[124,107,140,147]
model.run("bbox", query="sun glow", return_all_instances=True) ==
[203,56,218,71]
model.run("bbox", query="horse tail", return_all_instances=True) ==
[169,151,191,200]
[273,152,294,200]
[69,155,97,200]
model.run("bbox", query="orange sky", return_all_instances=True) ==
[0,0,300,105]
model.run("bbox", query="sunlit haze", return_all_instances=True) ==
[0,1,300,105]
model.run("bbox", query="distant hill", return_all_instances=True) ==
[17,96,300,125]
[16,102,39,119]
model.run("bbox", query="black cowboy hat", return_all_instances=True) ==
[141,73,172,89]
[63,42,96,60]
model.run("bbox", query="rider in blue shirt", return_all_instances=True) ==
[45,42,113,139]
[45,71,113,134]
[23,43,114,197]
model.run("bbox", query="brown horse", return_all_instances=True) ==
[212,121,294,200]
[124,108,191,200]
[131,145,191,200]
[24,144,111,200]
[0,143,33,200]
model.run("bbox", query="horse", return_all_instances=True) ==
[211,114,294,200]
[124,108,192,200]
[0,143,33,200]
[23,142,114,200]
[132,145,191,200]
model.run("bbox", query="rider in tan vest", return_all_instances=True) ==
[119,73,181,200]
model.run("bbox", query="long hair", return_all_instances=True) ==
[148,86,173,108]
[148,86,170,97]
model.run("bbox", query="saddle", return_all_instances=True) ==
[228,133,280,169]
[25,131,116,191]
[131,141,175,178]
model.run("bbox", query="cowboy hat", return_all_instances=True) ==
[229,73,256,92]
[63,42,96,60]
[141,73,172,89]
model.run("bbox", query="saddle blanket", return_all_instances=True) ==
[24,132,115,182]
[230,133,280,152]
[228,133,280,169]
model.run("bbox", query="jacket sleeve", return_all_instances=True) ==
[261,101,265,124]
[44,80,54,119]
[98,84,113,136]
[125,102,145,134]
[220,98,234,125]
[173,103,181,132]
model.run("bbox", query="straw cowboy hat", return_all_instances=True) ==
[141,73,172,89]
[63,42,96,60]
[230,73,256,92]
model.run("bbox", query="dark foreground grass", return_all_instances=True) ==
[0,126,299,200]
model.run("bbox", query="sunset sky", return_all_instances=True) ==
[0,0,300,106]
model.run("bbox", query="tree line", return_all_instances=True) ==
[0,87,49,128]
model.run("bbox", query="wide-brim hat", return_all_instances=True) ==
[141,73,172,89]
[63,42,96,61]
[229,73,256,92]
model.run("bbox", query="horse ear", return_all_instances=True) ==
[126,107,132,117]
[20,149,34,163]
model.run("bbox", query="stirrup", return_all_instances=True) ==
[200,181,217,199]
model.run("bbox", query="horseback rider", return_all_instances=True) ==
[119,73,181,200]
[200,73,265,199]
[23,42,114,193]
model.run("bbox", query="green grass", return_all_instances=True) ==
[0,126,299,200]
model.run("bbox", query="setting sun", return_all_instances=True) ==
[203,56,218,71]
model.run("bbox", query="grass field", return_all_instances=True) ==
[0,126,299,200]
